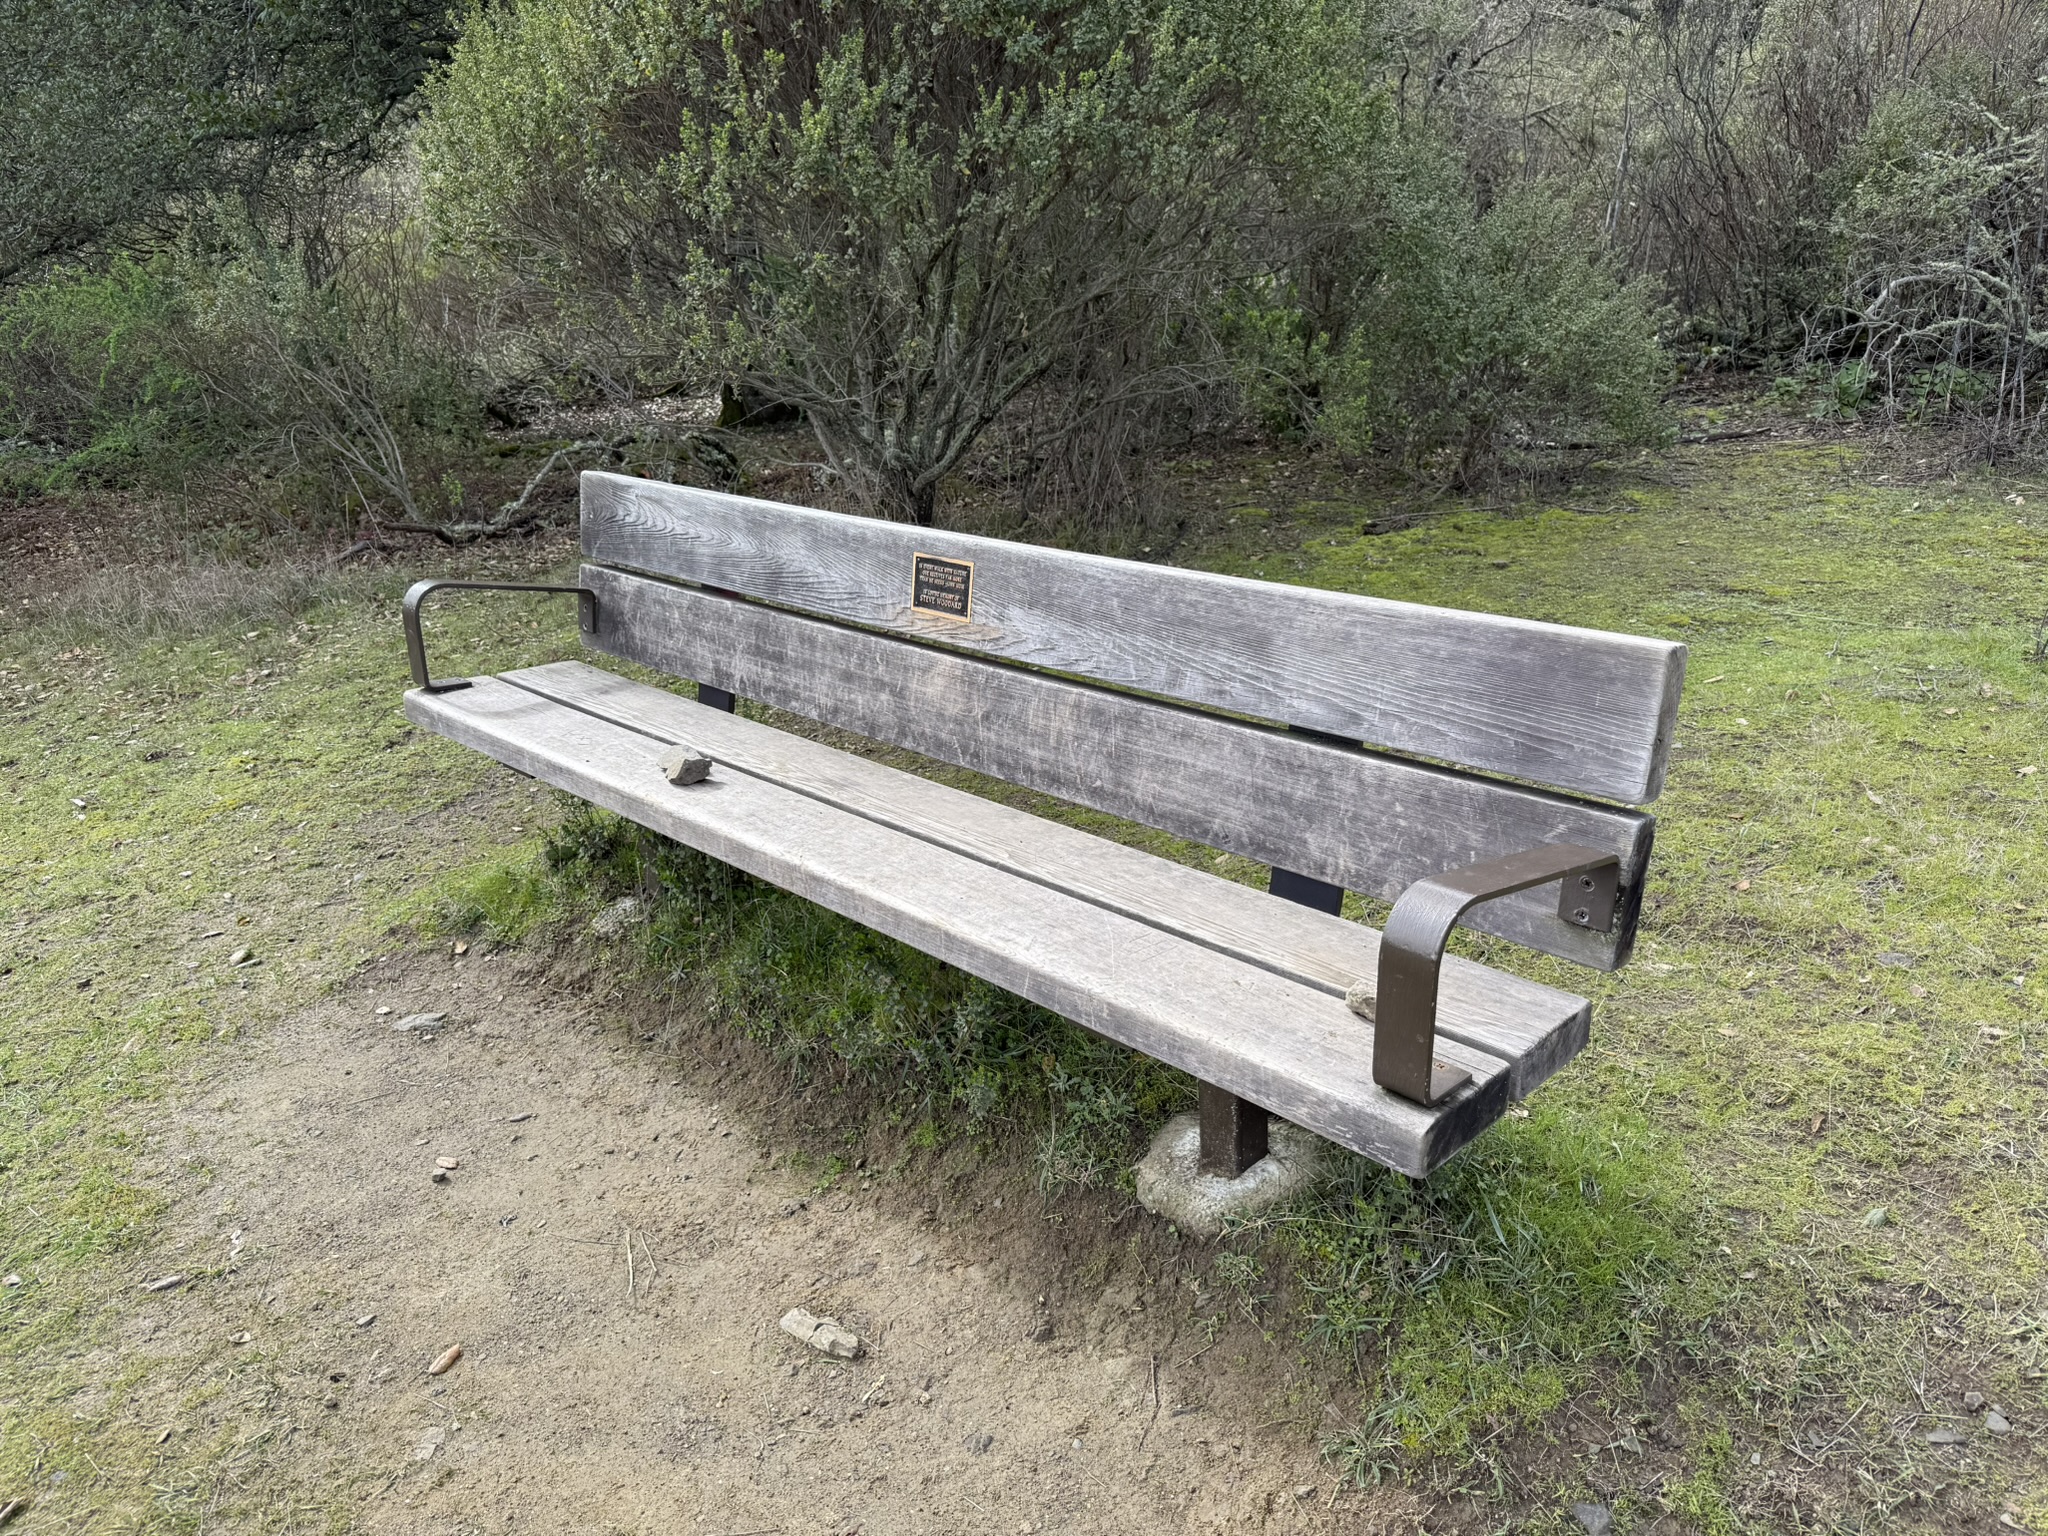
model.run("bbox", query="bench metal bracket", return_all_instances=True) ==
[403,579,598,693]
[1375,844,1622,1107]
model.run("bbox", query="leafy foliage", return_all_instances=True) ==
[1815,88,2048,449]
[0,0,454,281]
[1319,171,1671,482]
[421,0,1381,523]
[0,225,484,521]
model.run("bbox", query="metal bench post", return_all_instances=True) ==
[1198,1081,1268,1178]
[1192,861,1347,1177]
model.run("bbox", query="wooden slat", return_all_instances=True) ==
[579,566,1654,971]
[581,472,1686,805]
[404,676,1528,1175]
[502,660,1593,1097]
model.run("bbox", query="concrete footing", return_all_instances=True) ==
[1133,1111,1337,1238]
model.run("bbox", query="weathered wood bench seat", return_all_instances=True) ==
[402,472,1684,1178]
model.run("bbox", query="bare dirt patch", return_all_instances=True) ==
[133,947,1420,1535]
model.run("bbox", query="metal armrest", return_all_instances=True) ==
[403,579,598,693]
[1374,843,1622,1106]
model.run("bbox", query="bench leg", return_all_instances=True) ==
[1198,1081,1269,1178]
[699,683,737,712]
[1268,867,1344,915]
[1187,866,1333,1179]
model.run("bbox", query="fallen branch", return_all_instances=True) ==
[1679,427,1774,444]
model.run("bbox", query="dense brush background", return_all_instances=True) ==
[8,0,2048,544]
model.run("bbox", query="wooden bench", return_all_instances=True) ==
[402,472,1685,1179]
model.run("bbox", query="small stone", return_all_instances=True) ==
[590,896,646,941]
[1617,1432,1643,1455]
[963,1432,994,1454]
[229,1331,252,1345]
[321,1395,340,1410]
[1861,1205,1890,1227]
[140,1274,186,1293]
[1876,952,1916,968]
[1927,1427,1966,1445]
[390,1012,445,1033]
[374,1006,391,1015]
[436,1156,460,1170]
[1342,976,1375,1021]
[414,1426,445,1460]
[427,1344,463,1376]
[355,1314,376,1328]
[779,1307,864,1359]
[1025,1314,1053,1344]
[659,746,713,786]
[1293,1486,1314,1500]
[1964,1391,1986,1412]
[1571,1504,1614,1536]
[452,940,470,956]
[227,947,255,967]
[430,1169,450,1184]
[1985,1411,2011,1434]
[2,1275,19,1287]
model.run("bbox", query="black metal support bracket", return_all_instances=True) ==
[1191,862,1350,1179]
[1373,843,1622,1107]
[402,579,597,693]
[1198,1081,1269,1178]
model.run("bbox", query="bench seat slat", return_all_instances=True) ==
[504,660,1592,1098]
[581,566,1654,971]
[404,672,1571,1174]
[582,472,1686,805]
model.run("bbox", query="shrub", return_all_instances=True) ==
[0,213,488,523]
[1318,166,1671,484]
[0,259,213,485]
[1815,87,2048,450]
[420,0,1382,527]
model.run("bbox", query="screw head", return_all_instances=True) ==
[1572,907,1591,923]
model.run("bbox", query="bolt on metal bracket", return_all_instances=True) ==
[403,579,598,693]
[1374,843,1623,1108]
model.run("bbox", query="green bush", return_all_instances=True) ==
[0,259,213,485]
[1318,167,1671,484]
[0,221,486,521]
[420,0,1382,527]
[1815,87,2048,447]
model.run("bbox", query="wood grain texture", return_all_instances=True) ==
[404,675,1529,1174]
[502,660,1593,1097]
[580,566,1654,971]
[581,471,1687,805]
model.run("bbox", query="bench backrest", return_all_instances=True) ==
[577,472,1685,971]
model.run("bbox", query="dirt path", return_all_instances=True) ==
[134,946,1417,1535]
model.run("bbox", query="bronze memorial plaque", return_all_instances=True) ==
[910,553,974,621]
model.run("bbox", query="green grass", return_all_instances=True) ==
[1199,444,2048,1527]
[5,439,2046,1531]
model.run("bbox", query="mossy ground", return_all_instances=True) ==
[3,436,2045,1532]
